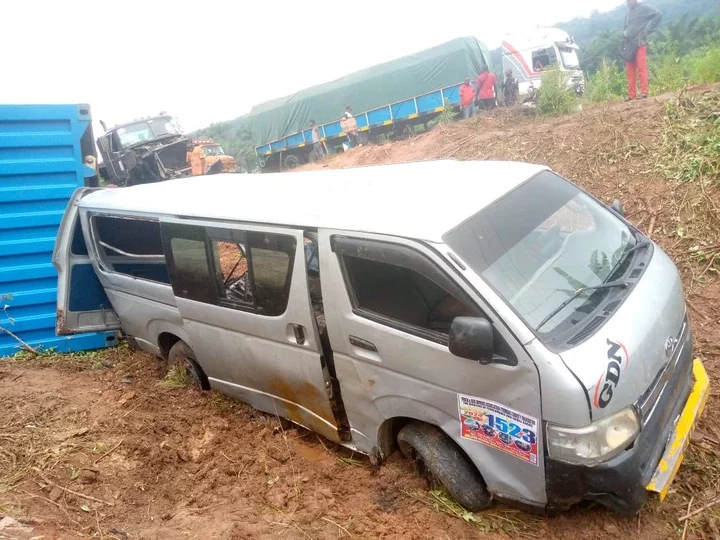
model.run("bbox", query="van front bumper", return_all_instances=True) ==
[545,352,708,515]
[645,359,709,499]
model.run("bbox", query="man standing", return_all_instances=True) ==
[310,120,325,160]
[623,0,662,101]
[189,143,205,176]
[476,67,498,110]
[459,78,476,119]
[502,70,520,107]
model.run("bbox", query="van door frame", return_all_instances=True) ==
[53,188,121,335]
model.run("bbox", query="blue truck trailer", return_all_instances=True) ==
[250,37,491,172]
[0,104,118,357]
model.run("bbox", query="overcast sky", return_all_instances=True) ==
[2,0,624,136]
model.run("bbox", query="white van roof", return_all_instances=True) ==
[82,160,548,242]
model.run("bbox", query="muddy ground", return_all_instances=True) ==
[2,86,720,539]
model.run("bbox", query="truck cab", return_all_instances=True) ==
[190,139,238,175]
[502,28,585,98]
[97,114,192,187]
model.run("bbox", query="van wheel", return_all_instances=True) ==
[167,341,210,390]
[397,422,492,512]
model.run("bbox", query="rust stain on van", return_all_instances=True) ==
[267,377,336,426]
[367,379,376,387]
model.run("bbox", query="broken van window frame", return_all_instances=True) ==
[161,221,297,317]
[88,213,169,284]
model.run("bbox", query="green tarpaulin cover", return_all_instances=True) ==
[249,37,490,147]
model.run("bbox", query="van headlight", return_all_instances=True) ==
[546,407,640,466]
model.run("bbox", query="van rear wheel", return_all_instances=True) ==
[167,341,210,390]
[397,422,491,512]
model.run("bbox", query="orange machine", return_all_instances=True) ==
[187,139,238,175]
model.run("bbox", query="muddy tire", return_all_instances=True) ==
[284,154,301,169]
[397,422,491,512]
[167,341,210,390]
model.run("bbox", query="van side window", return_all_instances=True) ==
[163,223,216,304]
[247,232,295,316]
[163,223,296,316]
[92,215,169,284]
[335,238,480,343]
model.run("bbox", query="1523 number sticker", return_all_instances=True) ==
[458,395,539,466]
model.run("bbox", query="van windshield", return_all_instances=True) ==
[558,46,580,70]
[444,172,634,334]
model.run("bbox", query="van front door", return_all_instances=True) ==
[53,188,121,335]
[161,220,340,443]
[318,231,545,506]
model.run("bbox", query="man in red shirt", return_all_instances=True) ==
[476,67,498,110]
[459,78,476,119]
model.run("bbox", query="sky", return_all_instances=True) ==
[1,0,624,136]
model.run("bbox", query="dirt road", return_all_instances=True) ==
[2,86,720,539]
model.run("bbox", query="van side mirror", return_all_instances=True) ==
[449,317,494,364]
[610,200,624,217]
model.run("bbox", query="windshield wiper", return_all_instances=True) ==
[536,280,630,332]
[608,238,652,280]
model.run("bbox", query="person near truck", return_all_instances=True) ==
[622,0,662,101]
[310,120,325,159]
[459,78,476,119]
[502,70,519,107]
[188,143,205,176]
[341,106,360,147]
[476,67,498,110]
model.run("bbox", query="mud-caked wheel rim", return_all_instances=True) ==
[176,355,203,389]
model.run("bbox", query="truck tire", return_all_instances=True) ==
[168,341,210,390]
[397,422,492,512]
[284,154,301,169]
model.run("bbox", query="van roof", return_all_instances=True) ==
[82,160,548,242]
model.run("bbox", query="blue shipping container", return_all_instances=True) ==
[0,104,118,357]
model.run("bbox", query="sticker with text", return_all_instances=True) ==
[458,394,539,466]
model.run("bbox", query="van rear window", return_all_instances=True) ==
[92,215,170,284]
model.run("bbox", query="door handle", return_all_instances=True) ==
[349,335,377,352]
[292,324,306,345]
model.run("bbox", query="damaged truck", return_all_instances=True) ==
[97,114,193,187]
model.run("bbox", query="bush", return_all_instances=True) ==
[538,65,578,116]
[649,41,689,93]
[689,43,720,83]
[587,60,627,102]
[437,98,457,124]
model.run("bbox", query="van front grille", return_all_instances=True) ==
[637,314,689,423]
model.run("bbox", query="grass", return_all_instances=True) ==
[160,366,190,389]
[401,487,543,538]
[658,91,720,184]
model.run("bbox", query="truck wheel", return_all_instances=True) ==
[397,422,492,512]
[284,154,301,169]
[168,341,210,390]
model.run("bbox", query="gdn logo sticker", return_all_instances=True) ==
[593,339,630,409]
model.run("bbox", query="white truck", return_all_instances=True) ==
[501,27,585,99]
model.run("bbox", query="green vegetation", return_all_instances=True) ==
[658,91,720,184]
[538,65,578,115]
[586,60,627,102]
